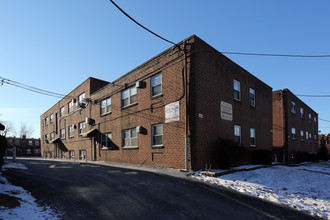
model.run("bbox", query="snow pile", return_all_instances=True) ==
[0,161,60,220]
[193,161,330,219]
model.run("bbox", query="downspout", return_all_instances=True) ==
[184,42,189,171]
[282,91,289,163]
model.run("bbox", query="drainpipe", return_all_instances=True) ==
[184,42,189,171]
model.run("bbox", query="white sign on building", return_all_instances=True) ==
[220,101,233,121]
[165,101,180,123]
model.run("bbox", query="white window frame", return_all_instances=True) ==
[79,150,87,160]
[50,132,55,141]
[122,85,137,107]
[233,79,241,101]
[234,125,241,145]
[292,128,296,140]
[68,100,74,113]
[78,122,86,135]
[101,97,111,115]
[60,128,66,139]
[78,93,85,103]
[249,88,255,107]
[101,133,112,149]
[151,73,162,97]
[291,101,296,114]
[306,131,309,140]
[250,128,256,147]
[300,107,304,118]
[45,117,48,125]
[68,125,74,138]
[122,128,138,148]
[60,106,65,117]
[28,140,33,146]
[50,114,53,123]
[152,124,163,147]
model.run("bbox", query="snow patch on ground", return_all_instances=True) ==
[0,161,60,220]
[193,161,330,219]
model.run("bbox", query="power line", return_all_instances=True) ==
[0,76,72,99]
[108,1,330,58]
[220,51,330,58]
[296,94,330,97]
[108,0,177,46]
[320,118,330,123]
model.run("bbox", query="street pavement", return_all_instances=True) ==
[3,158,319,220]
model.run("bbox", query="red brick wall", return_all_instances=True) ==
[190,37,273,170]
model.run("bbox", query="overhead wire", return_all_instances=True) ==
[0,76,74,99]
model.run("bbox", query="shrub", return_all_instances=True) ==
[0,136,8,168]
[213,138,251,169]
[250,149,272,165]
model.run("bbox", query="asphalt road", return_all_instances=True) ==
[3,159,319,220]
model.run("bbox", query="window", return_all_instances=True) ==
[69,150,75,159]
[152,124,163,146]
[35,140,40,146]
[101,97,111,115]
[291,101,296,114]
[15,140,19,145]
[234,125,241,145]
[78,93,85,103]
[314,117,317,124]
[122,85,137,107]
[250,128,256,147]
[28,140,33,146]
[68,100,74,113]
[301,130,304,141]
[34,149,40,154]
[306,131,309,140]
[123,128,138,147]
[151,73,162,97]
[249,88,255,107]
[233,80,241,101]
[79,150,87,160]
[309,113,312,123]
[60,128,66,139]
[78,122,86,135]
[314,135,318,143]
[309,133,312,142]
[26,149,31,155]
[60,106,65,117]
[300,108,304,118]
[101,133,112,149]
[8,139,12,144]
[50,132,55,141]
[45,117,48,125]
[68,125,74,137]
[50,114,54,123]
[291,128,296,139]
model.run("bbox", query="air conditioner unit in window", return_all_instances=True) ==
[76,102,85,108]
[136,81,145,88]
[136,126,142,133]
[85,117,95,125]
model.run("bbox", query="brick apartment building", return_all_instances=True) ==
[6,136,41,157]
[273,89,318,163]
[41,35,273,170]
[318,134,330,156]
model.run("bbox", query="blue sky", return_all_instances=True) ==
[0,0,330,138]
